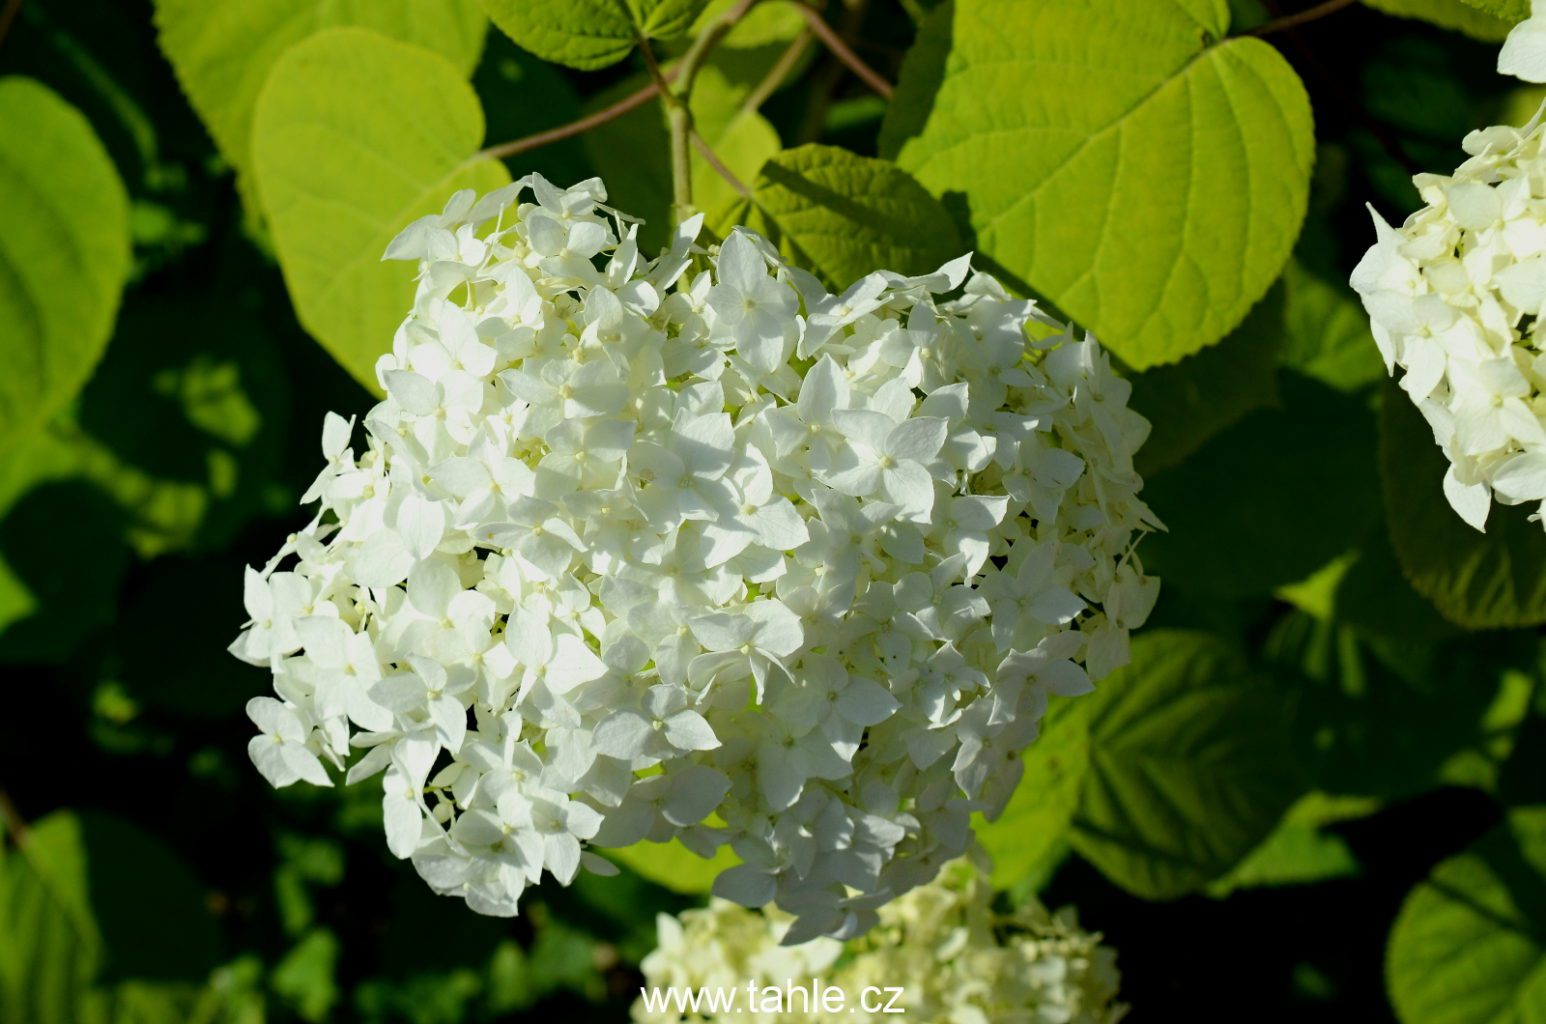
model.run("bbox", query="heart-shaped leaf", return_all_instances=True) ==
[883,0,1314,369]
[251,28,509,390]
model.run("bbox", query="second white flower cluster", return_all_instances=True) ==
[1354,110,1546,531]
[232,175,1158,941]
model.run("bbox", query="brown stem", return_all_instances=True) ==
[1246,0,1357,37]
[0,0,22,52]
[478,78,669,162]
[797,0,870,143]
[741,29,813,116]
[789,0,893,99]
[0,787,29,850]
[637,34,675,103]
[692,130,752,197]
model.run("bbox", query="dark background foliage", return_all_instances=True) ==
[1,0,1544,1021]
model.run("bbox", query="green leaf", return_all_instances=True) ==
[0,78,131,445]
[679,66,781,236]
[1267,611,1533,800]
[1127,282,1282,477]
[631,0,714,40]
[251,28,509,391]
[1380,383,1546,628]
[689,0,809,66]
[479,0,709,71]
[1280,261,1386,393]
[882,0,1314,369]
[478,0,633,70]
[1276,525,1458,647]
[1364,36,1481,146]
[977,700,1090,890]
[0,812,222,1024]
[0,470,129,663]
[0,285,291,661]
[1387,808,1546,1024]
[1141,373,1380,597]
[73,291,290,557]
[605,838,738,895]
[154,0,487,179]
[524,920,606,1004]
[1362,0,1515,40]
[1069,630,1305,898]
[1206,793,1376,897]
[1454,0,1529,21]
[1438,666,1537,793]
[1501,85,1546,129]
[571,5,806,242]
[1226,0,1270,30]
[748,145,963,289]
[0,821,94,1024]
[272,930,340,1023]
[1499,695,1546,809]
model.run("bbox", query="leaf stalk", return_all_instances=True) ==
[1246,0,1357,37]
[785,0,893,100]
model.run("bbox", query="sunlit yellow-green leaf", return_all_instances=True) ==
[605,839,738,895]
[748,144,963,290]
[883,0,1314,369]
[1363,0,1515,39]
[479,0,710,70]
[1387,809,1546,1024]
[154,0,487,175]
[977,701,1090,890]
[0,78,130,446]
[1454,0,1529,21]
[251,28,509,390]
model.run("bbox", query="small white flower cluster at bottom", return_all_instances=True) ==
[634,854,1124,1024]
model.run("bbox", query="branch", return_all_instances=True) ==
[788,1,893,100]
[637,32,675,99]
[692,130,752,198]
[478,79,668,162]
[741,28,813,116]
[0,787,29,851]
[0,0,22,52]
[1246,0,1357,37]
[649,0,761,222]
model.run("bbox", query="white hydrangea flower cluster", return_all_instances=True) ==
[1352,109,1546,531]
[232,175,1158,939]
[634,855,1126,1024]
[1500,0,1546,83]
